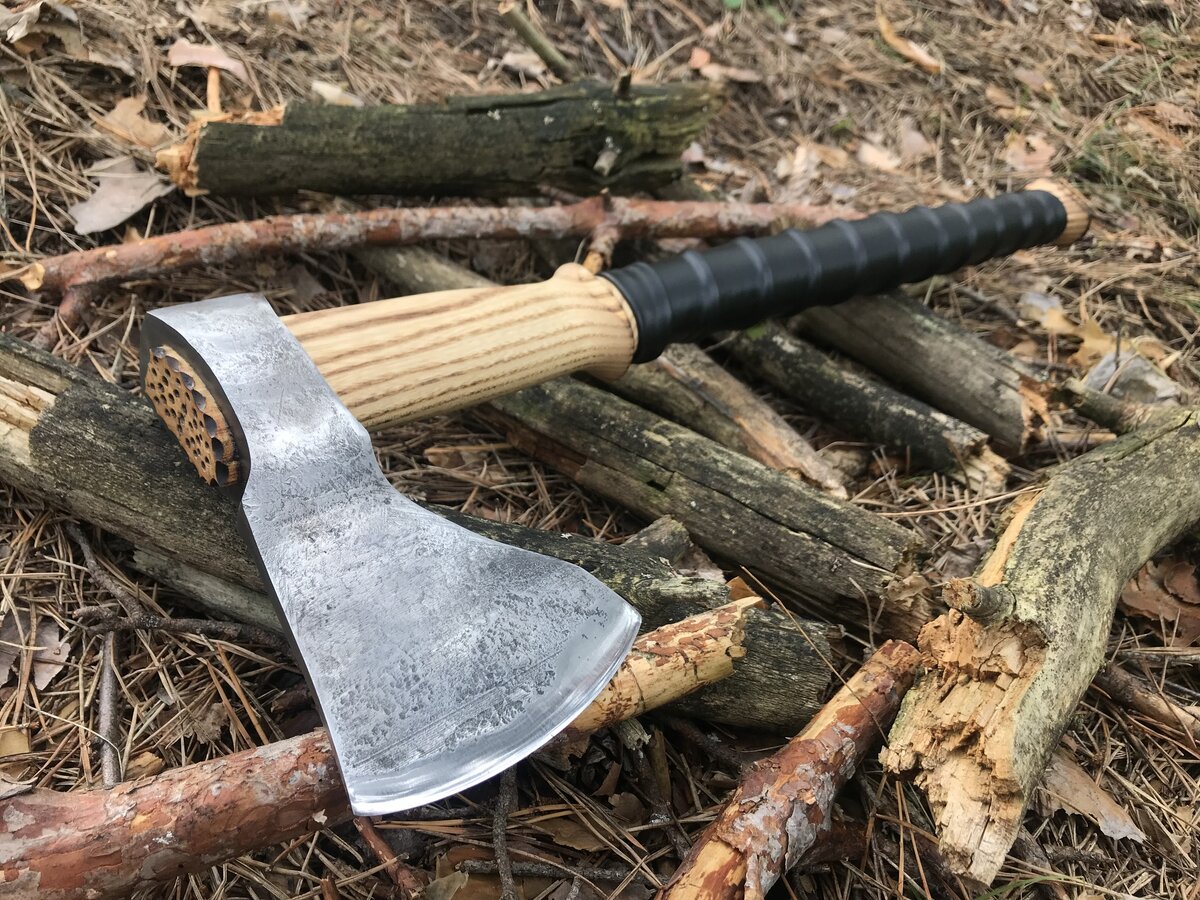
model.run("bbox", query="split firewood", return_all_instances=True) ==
[663,640,921,900]
[0,601,755,900]
[611,343,848,498]
[15,196,848,344]
[728,321,1009,493]
[157,82,722,197]
[0,333,832,731]
[882,406,1200,885]
[796,291,1051,454]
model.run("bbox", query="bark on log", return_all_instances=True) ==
[796,292,1050,454]
[482,379,928,636]
[0,333,830,731]
[609,342,848,498]
[728,322,1009,493]
[158,82,724,197]
[663,640,921,900]
[0,602,754,900]
[882,408,1200,886]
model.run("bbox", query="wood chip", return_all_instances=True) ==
[93,96,171,149]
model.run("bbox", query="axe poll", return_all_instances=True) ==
[139,180,1088,815]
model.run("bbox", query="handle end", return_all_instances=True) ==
[1026,179,1090,245]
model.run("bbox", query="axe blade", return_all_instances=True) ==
[140,294,640,814]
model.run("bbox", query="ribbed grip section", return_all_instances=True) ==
[603,190,1069,362]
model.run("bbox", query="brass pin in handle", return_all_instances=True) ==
[145,182,1089,486]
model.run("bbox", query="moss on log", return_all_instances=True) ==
[166,82,725,197]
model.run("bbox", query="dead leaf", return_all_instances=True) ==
[124,750,165,779]
[423,871,469,900]
[1038,750,1146,842]
[1120,562,1200,646]
[31,620,68,691]
[819,26,848,45]
[178,702,228,744]
[687,46,711,69]
[0,1,135,74]
[857,139,901,172]
[1083,352,1179,405]
[1163,561,1200,605]
[1003,131,1056,175]
[69,157,175,235]
[1122,111,1186,151]
[1014,67,1053,94]
[609,790,649,823]
[499,50,546,79]
[898,117,934,161]
[0,610,69,690]
[0,772,33,801]
[267,0,312,27]
[1149,101,1200,130]
[986,84,1031,122]
[310,79,363,107]
[876,4,942,74]
[536,816,606,851]
[167,38,248,81]
[698,62,762,84]
[0,727,29,759]
[93,96,170,149]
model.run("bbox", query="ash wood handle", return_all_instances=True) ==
[284,263,637,430]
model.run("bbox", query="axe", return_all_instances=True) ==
[139,181,1087,815]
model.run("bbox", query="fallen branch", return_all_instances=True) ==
[797,292,1050,454]
[20,196,848,343]
[882,408,1200,886]
[728,322,1009,493]
[0,332,831,731]
[158,81,717,197]
[1093,662,1200,741]
[0,602,755,900]
[664,640,921,900]
[610,342,848,497]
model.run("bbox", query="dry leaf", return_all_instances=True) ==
[898,117,934,161]
[1039,750,1146,842]
[124,750,165,779]
[1120,561,1200,646]
[687,46,711,68]
[167,38,249,81]
[536,815,606,851]
[499,50,546,79]
[0,727,29,759]
[422,871,469,900]
[178,702,228,744]
[1014,67,1052,94]
[0,610,69,690]
[310,79,363,107]
[1003,131,1056,175]
[1083,352,1179,405]
[1149,101,1200,129]
[0,1,134,74]
[876,4,942,74]
[0,772,33,801]
[985,84,1031,122]
[31,620,68,691]
[267,0,311,27]
[857,139,901,172]
[819,26,848,44]
[93,96,170,149]
[69,157,175,235]
[1163,561,1200,605]
[698,62,762,84]
[1122,111,1185,151]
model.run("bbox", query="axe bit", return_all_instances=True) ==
[140,181,1087,815]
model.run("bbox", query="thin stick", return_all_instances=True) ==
[17,196,851,339]
[498,1,578,80]
[1093,662,1200,740]
[98,632,121,787]
[493,767,519,900]
[77,606,288,651]
[458,859,647,884]
[353,816,426,896]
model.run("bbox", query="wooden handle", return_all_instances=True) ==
[146,264,637,484]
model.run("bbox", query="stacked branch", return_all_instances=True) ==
[882,407,1200,885]
[728,322,1009,493]
[158,82,724,197]
[0,332,832,731]
[0,601,755,900]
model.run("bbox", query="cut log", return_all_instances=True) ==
[157,82,724,197]
[0,602,754,900]
[0,333,831,731]
[482,379,928,636]
[609,342,848,498]
[797,292,1050,454]
[664,640,921,900]
[882,407,1200,886]
[728,322,1009,493]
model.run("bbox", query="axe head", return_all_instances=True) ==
[140,294,640,815]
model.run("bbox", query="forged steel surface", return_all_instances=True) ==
[140,294,640,814]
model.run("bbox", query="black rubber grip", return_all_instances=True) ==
[602,190,1068,362]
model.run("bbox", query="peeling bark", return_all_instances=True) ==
[882,409,1200,885]
[664,641,921,900]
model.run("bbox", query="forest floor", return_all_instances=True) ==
[1,0,1198,898]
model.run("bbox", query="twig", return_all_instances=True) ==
[458,858,648,884]
[77,606,288,651]
[498,0,577,81]
[664,641,921,900]
[14,196,852,339]
[98,632,121,787]
[659,715,747,774]
[493,767,519,900]
[65,523,145,617]
[353,816,426,896]
[1093,661,1200,740]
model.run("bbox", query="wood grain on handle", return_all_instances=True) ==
[284,263,637,430]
